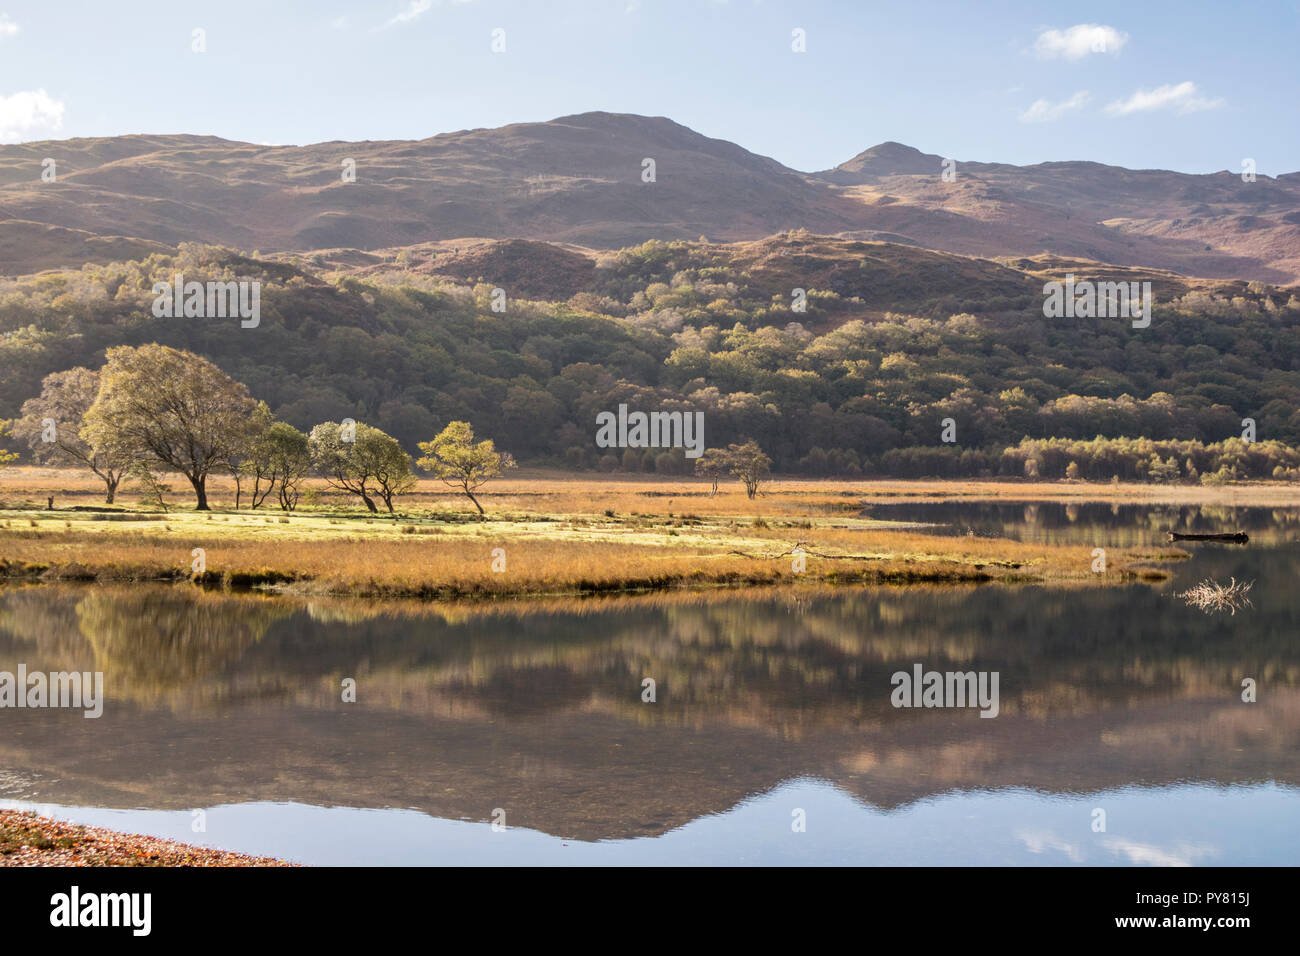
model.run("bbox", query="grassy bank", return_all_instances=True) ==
[0,469,1199,598]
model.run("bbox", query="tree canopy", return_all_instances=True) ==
[13,367,132,502]
[81,344,257,510]
[417,420,516,515]
[309,421,414,514]
[0,241,1295,481]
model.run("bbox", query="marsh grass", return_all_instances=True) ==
[0,510,1180,599]
[0,467,1226,598]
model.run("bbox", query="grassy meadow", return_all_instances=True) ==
[2,466,1283,600]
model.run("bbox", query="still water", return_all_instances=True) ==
[2,501,1297,865]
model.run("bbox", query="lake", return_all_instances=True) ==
[2,500,1297,865]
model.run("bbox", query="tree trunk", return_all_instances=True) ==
[360,493,378,513]
[466,490,485,516]
[105,477,118,505]
[190,474,210,511]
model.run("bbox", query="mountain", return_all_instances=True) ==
[813,146,1300,285]
[817,141,948,181]
[1,111,1298,283]
[0,113,863,271]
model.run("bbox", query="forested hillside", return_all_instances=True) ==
[2,235,1297,478]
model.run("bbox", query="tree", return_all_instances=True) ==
[417,421,516,517]
[725,440,772,499]
[223,401,275,510]
[309,421,414,514]
[265,423,311,511]
[12,368,131,503]
[694,447,731,495]
[0,420,18,469]
[81,345,257,510]
[130,463,172,512]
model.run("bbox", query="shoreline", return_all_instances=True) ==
[0,810,294,867]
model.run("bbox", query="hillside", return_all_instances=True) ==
[0,113,861,272]
[2,112,1298,282]
[1,236,1297,477]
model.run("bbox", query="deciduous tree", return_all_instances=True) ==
[13,368,131,503]
[694,447,730,495]
[0,420,18,469]
[417,421,516,517]
[81,345,257,510]
[309,421,414,514]
[725,440,772,499]
[265,422,311,511]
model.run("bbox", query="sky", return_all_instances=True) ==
[0,0,1297,175]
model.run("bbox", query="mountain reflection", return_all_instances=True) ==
[1,526,1294,842]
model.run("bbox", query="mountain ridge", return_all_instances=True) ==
[2,111,1298,283]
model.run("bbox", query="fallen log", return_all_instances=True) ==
[1167,531,1249,543]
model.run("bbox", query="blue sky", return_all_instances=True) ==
[1,0,1297,175]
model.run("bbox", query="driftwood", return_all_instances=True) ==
[1167,531,1249,544]
[1178,577,1254,615]
[726,542,878,561]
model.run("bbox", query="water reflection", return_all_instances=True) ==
[864,500,1300,548]
[0,502,1297,863]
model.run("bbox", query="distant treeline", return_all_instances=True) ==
[867,437,1300,482]
[1,241,1298,479]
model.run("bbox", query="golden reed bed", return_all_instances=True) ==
[0,468,1200,598]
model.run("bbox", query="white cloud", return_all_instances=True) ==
[1019,90,1090,123]
[382,0,433,28]
[1034,24,1128,60]
[0,89,65,144]
[1105,81,1224,116]
[0,15,19,39]
[377,0,475,30]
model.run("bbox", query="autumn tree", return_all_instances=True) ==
[81,345,257,510]
[0,420,18,469]
[227,404,305,510]
[694,447,731,495]
[417,421,516,517]
[309,421,414,514]
[265,423,311,511]
[725,440,772,499]
[223,401,275,509]
[13,368,132,503]
[130,462,173,512]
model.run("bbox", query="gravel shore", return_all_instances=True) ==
[0,810,295,866]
